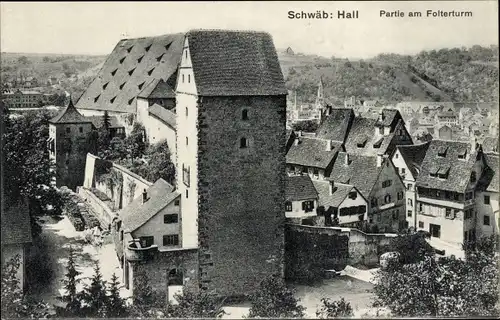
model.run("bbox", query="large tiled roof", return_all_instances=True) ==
[416,140,478,193]
[375,109,401,127]
[286,137,342,169]
[316,108,355,142]
[329,152,380,197]
[286,175,318,202]
[49,99,91,124]
[76,33,185,113]
[312,181,361,209]
[1,200,32,245]
[482,136,499,154]
[187,30,287,96]
[120,178,178,232]
[149,103,176,128]
[396,141,431,178]
[138,78,176,99]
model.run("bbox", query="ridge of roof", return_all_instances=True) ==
[49,98,91,124]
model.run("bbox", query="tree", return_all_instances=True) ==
[17,56,30,65]
[80,263,108,317]
[316,297,354,318]
[1,255,50,318]
[57,246,82,317]
[138,139,176,185]
[102,110,111,131]
[105,273,128,317]
[164,289,226,318]
[247,274,306,318]
[124,122,146,159]
[129,270,164,317]
[372,238,500,317]
[385,231,435,264]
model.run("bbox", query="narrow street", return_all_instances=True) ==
[28,215,130,310]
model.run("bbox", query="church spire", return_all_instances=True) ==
[315,76,324,107]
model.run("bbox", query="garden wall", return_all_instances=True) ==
[78,187,115,229]
[83,153,153,211]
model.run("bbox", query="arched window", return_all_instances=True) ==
[240,137,248,148]
[168,268,183,286]
[242,109,249,120]
[384,194,392,204]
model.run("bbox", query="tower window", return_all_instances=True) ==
[242,109,249,120]
[79,127,83,133]
[66,127,71,133]
[185,49,188,59]
[182,74,185,83]
[186,189,189,199]
[186,137,188,146]
[188,74,191,83]
[240,137,249,149]
[185,107,188,117]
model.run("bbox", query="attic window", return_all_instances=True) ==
[111,69,118,76]
[128,98,134,105]
[119,82,126,90]
[373,137,384,148]
[429,166,439,177]
[156,53,164,62]
[437,146,448,157]
[165,42,172,51]
[102,82,108,90]
[458,149,467,159]
[110,96,116,104]
[437,166,450,179]
[357,137,367,148]
[94,94,100,103]
[137,55,144,63]
[119,57,126,64]
[128,68,136,76]
[138,82,145,90]
[127,46,133,53]
[147,68,155,76]
[145,44,152,52]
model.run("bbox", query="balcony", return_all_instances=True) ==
[124,238,158,262]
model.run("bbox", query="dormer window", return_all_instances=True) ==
[145,44,152,52]
[165,42,172,51]
[119,57,125,64]
[137,55,144,63]
[437,146,448,157]
[373,137,383,149]
[147,68,155,76]
[128,98,134,105]
[102,82,108,90]
[119,82,126,90]
[156,53,164,62]
[138,82,145,90]
[429,166,439,177]
[94,94,100,103]
[111,69,118,76]
[240,137,249,149]
[242,109,249,121]
[438,167,449,179]
[128,68,136,76]
[127,46,133,53]
[110,96,116,104]
[356,137,367,148]
[458,149,467,159]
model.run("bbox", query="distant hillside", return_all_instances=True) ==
[283,45,498,105]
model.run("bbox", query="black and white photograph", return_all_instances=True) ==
[1,1,499,318]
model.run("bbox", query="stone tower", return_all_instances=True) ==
[48,98,93,190]
[175,30,287,298]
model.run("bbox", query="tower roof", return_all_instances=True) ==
[49,98,91,124]
[186,30,287,96]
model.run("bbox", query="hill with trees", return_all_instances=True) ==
[284,45,498,106]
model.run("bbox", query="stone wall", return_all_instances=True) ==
[131,248,199,298]
[197,95,287,297]
[78,187,115,229]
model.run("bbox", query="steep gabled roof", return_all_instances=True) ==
[312,181,363,209]
[396,141,431,178]
[76,33,184,113]
[1,200,32,245]
[416,140,478,193]
[149,103,176,128]
[286,175,318,202]
[375,109,402,127]
[329,152,380,197]
[316,108,355,143]
[138,78,176,99]
[120,179,178,232]
[477,154,498,193]
[286,137,341,169]
[49,99,91,124]
[187,30,287,96]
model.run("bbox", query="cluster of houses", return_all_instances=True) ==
[1,88,52,108]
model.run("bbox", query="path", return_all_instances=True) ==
[28,215,130,310]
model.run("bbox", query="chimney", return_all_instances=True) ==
[377,154,383,167]
[470,135,477,153]
[329,180,335,195]
[344,153,349,165]
[325,140,332,151]
[294,136,300,146]
[378,109,384,122]
[142,189,148,204]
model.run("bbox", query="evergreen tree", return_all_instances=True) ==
[102,110,111,131]
[58,246,82,316]
[105,273,128,317]
[164,289,226,318]
[247,274,306,318]
[81,263,108,317]
[124,122,146,159]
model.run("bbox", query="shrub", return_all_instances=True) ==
[316,297,354,318]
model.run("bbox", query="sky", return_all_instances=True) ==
[1,1,498,59]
